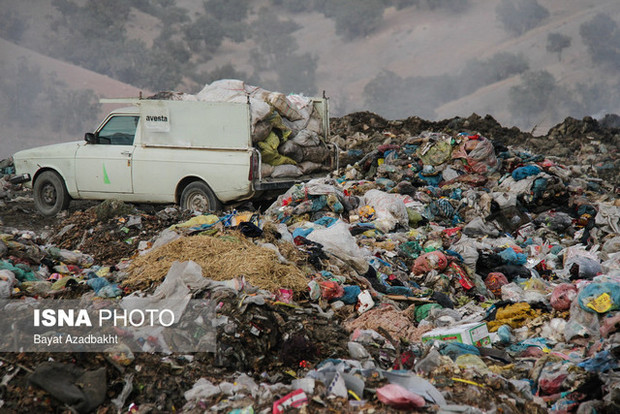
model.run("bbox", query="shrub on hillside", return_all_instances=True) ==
[580,14,620,71]
[496,0,549,36]
[509,70,557,126]
[546,32,571,61]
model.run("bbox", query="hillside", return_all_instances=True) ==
[203,0,620,131]
[0,38,146,159]
[2,0,620,157]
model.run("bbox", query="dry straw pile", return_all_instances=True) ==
[123,233,308,292]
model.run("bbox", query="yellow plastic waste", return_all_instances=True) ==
[95,267,111,278]
[358,205,375,221]
[487,302,540,332]
[586,293,613,313]
[417,140,453,166]
[455,354,489,374]
[174,214,219,228]
[258,132,296,166]
[230,212,255,226]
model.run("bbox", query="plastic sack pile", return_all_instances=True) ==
[1,114,620,413]
[149,79,332,179]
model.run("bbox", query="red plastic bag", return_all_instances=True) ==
[450,262,475,290]
[273,389,308,414]
[485,272,509,297]
[412,251,448,274]
[319,281,344,301]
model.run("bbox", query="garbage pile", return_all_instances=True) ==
[149,79,333,179]
[0,111,619,413]
[331,112,620,187]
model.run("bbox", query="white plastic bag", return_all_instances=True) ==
[271,164,303,178]
[363,189,408,232]
[307,221,369,273]
[0,269,16,299]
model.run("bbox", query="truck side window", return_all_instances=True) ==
[97,116,139,145]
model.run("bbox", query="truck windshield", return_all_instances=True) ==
[97,116,139,145]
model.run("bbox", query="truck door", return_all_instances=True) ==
[75,115,139,194]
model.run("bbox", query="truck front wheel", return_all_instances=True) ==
[180,181,221,213]
[33,171,71,216]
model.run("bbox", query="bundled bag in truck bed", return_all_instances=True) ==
[194,80,330,178]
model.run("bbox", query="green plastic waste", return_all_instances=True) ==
[0,260,37,282]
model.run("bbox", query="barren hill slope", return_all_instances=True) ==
[205,0,620,131]
[0,38,146,159]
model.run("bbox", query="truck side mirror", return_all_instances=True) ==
[84,132,97,144]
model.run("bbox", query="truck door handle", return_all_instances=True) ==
[121,151,132,156]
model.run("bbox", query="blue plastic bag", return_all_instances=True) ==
[511,165,541,181]
[578,283,620,313]
[498,247,527,265]
[339,285,361,304]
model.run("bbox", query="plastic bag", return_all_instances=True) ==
[271,164,303,178]
[501,282,526,302]
[550,283,578,311]
[0,269,16,298]
[564,298,600,341]
[462,216,501,238]
[511,165,541,181]
[122,261,209,325]
[307,221,369,273]
[485,272,508,297]
[278,140,304,163]
[258,132,297,166]
[566,256,602,280]
[416,134,453,166]
[603,236,620,254]
[381,370,446,406]
[578,350,618,373]
[452,134,498,174]
[578,282,620,313]
[363,189,409,232]
[412,251,448,274]
[319,280,344,301]
[595,202,620,234]
[376,384,425,409]
[499,247,527,265]
[540,318,567,343]
[292,129,320,147]
[415,349,442,374]
[538,361,570,395]
[348,341,370,359]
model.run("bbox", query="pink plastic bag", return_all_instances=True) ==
[376,383,425,409]
[550,283,578,311]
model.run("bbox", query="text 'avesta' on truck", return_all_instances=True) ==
[11,96,335,216]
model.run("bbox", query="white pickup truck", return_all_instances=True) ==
[12,96,335,216]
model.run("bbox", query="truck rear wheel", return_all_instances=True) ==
[33,171,71,216]
[180,181,221,213]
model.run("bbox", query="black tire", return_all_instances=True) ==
[180,181,221,213]
[33,171,71,216]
